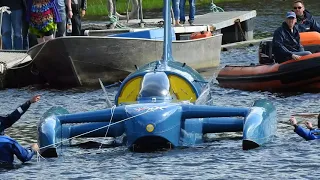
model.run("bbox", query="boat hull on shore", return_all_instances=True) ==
[27,35,222,87]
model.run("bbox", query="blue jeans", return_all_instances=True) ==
[56,9,66,37]
[163,0,180,20]
[179,0,196,21]
[1,10,23,50]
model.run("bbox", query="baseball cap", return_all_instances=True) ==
[286,11,296,18]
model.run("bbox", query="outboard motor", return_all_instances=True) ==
[259,40,275,64]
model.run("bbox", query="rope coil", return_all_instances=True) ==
[210,1,224,12]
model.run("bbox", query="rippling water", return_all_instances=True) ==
[1,46,319,179]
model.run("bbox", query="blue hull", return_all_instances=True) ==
[38,100,276,156]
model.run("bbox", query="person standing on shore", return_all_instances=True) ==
[0,0,24,50]
[55,0,73,37]
[179,0,196,26]
[69,0,87,36]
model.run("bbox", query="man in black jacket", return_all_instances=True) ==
[293,0,320,33]
[69,0,87,36]
[272,12,311,63]
[21,0,37,49]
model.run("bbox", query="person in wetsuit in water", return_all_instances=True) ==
[0,95,40,164]
[289,113,320,140]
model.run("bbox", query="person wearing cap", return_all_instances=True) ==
[0,95,40,165]
[272,11,312,63]
[289,114,320,140]
[293,0,320,33]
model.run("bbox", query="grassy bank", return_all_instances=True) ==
[86,0,240,17]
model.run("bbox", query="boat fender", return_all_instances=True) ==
[190,31,212,40]
[182,63,186,67]
[135,65,139,70]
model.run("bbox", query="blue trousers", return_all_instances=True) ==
[163,0,180,21]
[1,9,23,50]
[179,0,196,21]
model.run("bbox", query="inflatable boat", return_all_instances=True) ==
[37,0,277,157]
[217,32,320,92]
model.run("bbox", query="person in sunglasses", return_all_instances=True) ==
[272,11,312,63]
[293,0,320,32]
[0,95,41,165]
[289,114,320,140]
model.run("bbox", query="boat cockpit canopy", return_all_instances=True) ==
[138,72,172,101]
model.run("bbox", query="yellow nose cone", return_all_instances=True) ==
[146,124,155,132]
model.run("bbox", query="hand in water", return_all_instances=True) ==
[31,143,39,152]
[30,95,41,103]
[305,121,313,129]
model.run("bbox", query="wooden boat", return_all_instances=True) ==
[27,30,222,88]
[217,53,320,92]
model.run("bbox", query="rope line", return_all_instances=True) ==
[38,105,167,151]
[210,1,224,12]
[99,105,116,150]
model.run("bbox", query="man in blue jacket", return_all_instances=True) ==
[289,114,320,140]
[0,95,40,164]
[272,11,312,63]
[293,0,320,33]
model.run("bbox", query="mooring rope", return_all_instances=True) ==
[7,38,50,71]
[109,15,127,29]
[0,61,7,89]
[99,105,116,150]
[210,1,224,12]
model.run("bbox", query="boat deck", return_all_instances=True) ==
[0,51,32,73]
[83,11,256,42]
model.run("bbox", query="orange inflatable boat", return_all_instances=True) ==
[217,32,320,92]
[300,31,320,52]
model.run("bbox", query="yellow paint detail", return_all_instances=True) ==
[117,76,142,105]
[117,74,197,105]
[168,75,197,103]
[146,124,155,132]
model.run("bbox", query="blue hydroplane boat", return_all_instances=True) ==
[38,0,277,157]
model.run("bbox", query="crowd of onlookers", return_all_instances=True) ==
[0,0,87,50]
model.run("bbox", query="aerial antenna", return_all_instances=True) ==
[99,78,113,108]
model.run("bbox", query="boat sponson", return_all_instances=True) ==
[242,99,277,149]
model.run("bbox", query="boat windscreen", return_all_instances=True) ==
[138,72,170,98]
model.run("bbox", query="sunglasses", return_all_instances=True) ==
[293,6,302,9]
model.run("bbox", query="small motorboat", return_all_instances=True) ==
[217,32,320,92]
